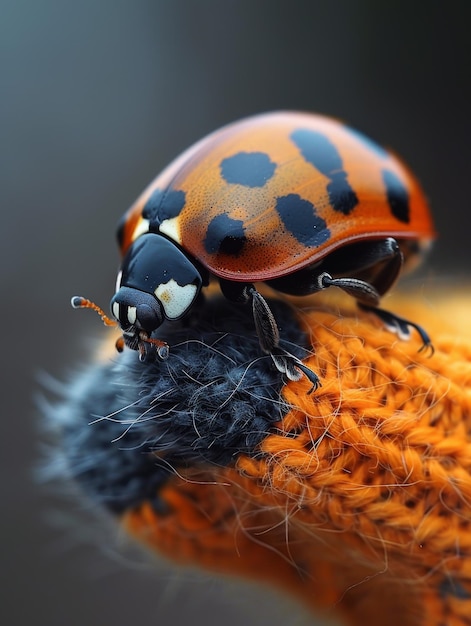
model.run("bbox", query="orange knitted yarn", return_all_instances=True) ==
[122,289,471,626]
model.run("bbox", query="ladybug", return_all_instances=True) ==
[72,111,435,391]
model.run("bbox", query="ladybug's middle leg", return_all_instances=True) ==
[267,238,432,352]
[219,280,320,392]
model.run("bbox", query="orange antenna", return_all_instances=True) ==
[71,296,170,361]
[71,296,117,327]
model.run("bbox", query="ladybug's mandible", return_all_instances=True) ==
[73,111,435,391]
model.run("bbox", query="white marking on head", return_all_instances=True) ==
[127,306,137,325]
[159,217,181,244]
[112,301,120,320]
[154,279,197,319]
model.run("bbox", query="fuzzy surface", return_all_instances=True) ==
[54,297,311,513]
[121,290,471,626]
[47,288,471,626]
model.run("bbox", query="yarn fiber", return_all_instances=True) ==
[123,291,471,626]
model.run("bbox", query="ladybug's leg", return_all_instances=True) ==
[267,239,401,301]
[318,275,433,352]
[219,280,320,392]
[267,238,432,353]
[251,288,321,392]
[359,304,434,354]
[318,273,380,305]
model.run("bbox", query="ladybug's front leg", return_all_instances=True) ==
[219,280,320,392]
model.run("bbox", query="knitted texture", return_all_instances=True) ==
[118,291,471,626]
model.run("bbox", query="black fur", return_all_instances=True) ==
[53,297,311,513]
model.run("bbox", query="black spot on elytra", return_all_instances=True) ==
[142,188,186,229]
[275,194,331,247]
[382,169,410,223]
[291,128,359,215]
[220,152,276,187]
[204,213,247,256]
[326,172,359,215]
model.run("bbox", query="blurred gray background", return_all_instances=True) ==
[2,1,470,625]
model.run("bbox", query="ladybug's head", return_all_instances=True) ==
[110,233,203,359]
[71,233,204,362]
